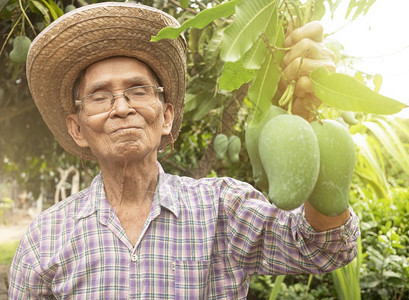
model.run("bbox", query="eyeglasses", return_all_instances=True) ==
[75,85,164,116]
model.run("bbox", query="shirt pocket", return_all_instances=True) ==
[174,260,211,299]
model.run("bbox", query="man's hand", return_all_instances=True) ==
[279,19,352,229]
[304,201,351,232]
[279,19,336,122]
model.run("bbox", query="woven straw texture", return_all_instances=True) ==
[26,2,186,161]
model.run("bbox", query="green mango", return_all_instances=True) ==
[213,133,229,160]
[342,111,359,125]
[335,117,349,129]
[9,36,31,64]
[309,120,356,216]
[65,5,76,13]
[228,135,241,163]
[258,114,320,210]
[245,105,286,190]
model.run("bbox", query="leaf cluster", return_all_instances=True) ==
[351,186,409,300]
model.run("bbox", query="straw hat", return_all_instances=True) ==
[26,2,187,161]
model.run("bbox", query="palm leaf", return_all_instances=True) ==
[353,133,390,198]
[363,120,409,174]
[220,0,277,62]
[386,116,409,141]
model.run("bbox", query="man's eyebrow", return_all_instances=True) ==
[85,81,111,94]
[84,76,156,95]
[126,76,155,86]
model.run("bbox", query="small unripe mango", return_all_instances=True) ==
[9,36,31,64]
[213,133,229,160]
[228,135,241,163]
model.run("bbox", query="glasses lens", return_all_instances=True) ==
[125,86,156,103]
[82,92,112,115]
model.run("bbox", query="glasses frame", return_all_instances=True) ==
[74,85,164,115]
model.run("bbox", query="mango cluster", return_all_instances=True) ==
[246,105,356,216]
[213,133,241,163]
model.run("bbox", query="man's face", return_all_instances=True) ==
[66,57,174,163]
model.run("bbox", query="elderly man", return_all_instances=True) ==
[9,2,359,299]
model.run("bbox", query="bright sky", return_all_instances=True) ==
[321,0,409,117]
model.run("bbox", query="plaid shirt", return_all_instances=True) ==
[9,164,359,299]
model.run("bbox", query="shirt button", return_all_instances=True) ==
[131,254,138,262]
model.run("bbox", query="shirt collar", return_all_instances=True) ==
[153,163,180,218]
[74,172,110,220]
[74,163,180,220]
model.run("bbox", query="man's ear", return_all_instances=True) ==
[161,103,174,136]
[66,114,89,148]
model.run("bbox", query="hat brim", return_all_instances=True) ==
[26,2,186,161]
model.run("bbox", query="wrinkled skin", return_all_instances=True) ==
[67,57,172,163]
[66,57,174,244]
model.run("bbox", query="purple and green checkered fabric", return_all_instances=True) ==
[9,164,360,299]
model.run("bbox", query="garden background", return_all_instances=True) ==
[0,0,408,299]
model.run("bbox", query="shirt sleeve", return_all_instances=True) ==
[8,226,53,299]
[223,180,360,276]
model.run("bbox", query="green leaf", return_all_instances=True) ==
[220,0,277,62]
[47,0,63,17]
[387,116,409,141]
[0,0,8,13]
[352,133,390,198]
[30,0,50,25]
[345,0,358,19]
[312,0,326,20]
[242,5,277,70]
[363,119,409,174]
[180,0,189,9]
[327,0,343,17]
[310,68,408,114]
[247,23,284,125]
[204,27,224,62]
[184,93,200,113]
[346,0,376,21]
[373,73,382,93]
[268,275,285,300]
[151,0,242,41]
[383,270,402,279]
[38,0,61,20]
[218,59,255,92]
[364,0,377,15]
[190,93,219,121]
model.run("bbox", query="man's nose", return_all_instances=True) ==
[110,94,136,117]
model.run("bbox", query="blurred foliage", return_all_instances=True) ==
[0,241,19,265]
[248,183,409,300]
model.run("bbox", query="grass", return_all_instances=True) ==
[0,241,19,265]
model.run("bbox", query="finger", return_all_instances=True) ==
[294,76,314,98]
[285,16,299,38]
[283,38,335,67]
[282,57,336,82]
[291,95,322,122]
[305,93,322,109]
[284,21,323,47]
